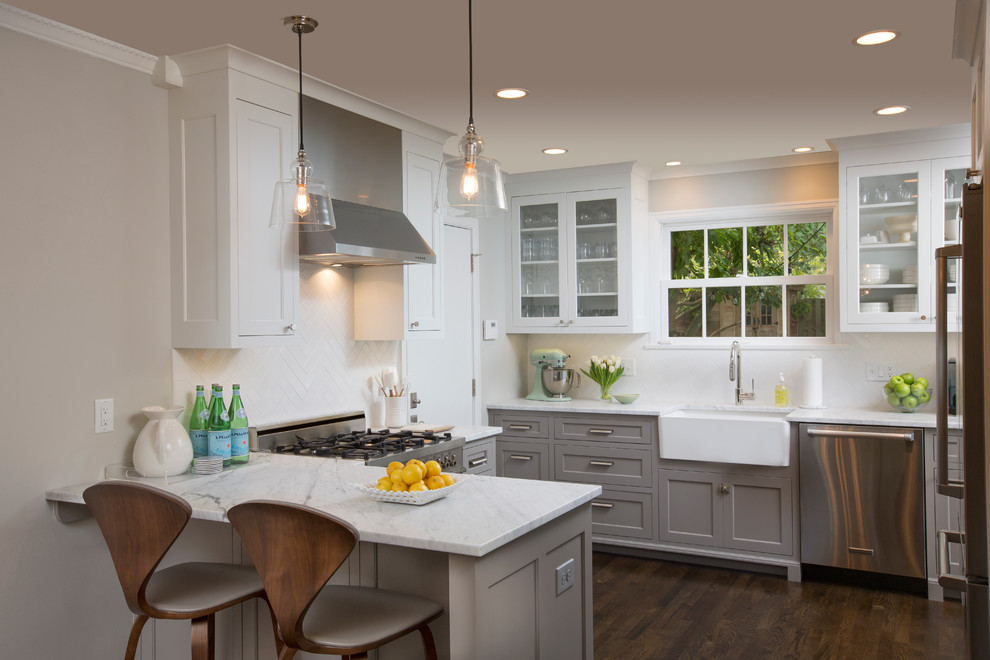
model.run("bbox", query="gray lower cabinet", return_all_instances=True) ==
[658,468,793,556]
[589,488,654,540]
[464,437,496,476]
[497,439,551,480]
[925,428,964,600]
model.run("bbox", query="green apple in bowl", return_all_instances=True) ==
[883,372,932,412]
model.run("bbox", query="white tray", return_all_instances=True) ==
[351,475,467,506]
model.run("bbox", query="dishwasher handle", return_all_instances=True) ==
[805,428,914,442]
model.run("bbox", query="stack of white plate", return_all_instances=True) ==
[193,456,224,475]
[902,266,918,284]
[859,263,890,285]
[860,302,889,313]
[893,294,918,312]
[947,294,959,313]
[948,262,958,283]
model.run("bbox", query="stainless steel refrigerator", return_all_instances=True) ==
[936,176,989,659]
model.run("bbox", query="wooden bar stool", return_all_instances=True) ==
[227,500,443,660]
[83,481,281,660]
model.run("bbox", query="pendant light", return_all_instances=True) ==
[270,16,335,232]
[435,0,507,218]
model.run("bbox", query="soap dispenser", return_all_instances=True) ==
[774,373,788,407]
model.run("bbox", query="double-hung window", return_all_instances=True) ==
[655,202,836,344]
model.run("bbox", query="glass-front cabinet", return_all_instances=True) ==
[508,163,649,333]
[834,127,969,332]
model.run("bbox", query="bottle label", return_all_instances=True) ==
[198,409,209,421]
[208,429,231,460]
[231,428,249,457]
[233,407,247,420]
[190,429,208,458]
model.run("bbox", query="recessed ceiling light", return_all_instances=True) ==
[495,88,528,99]
[874,105,910,116]
[542,147,567,155]
[855,30,899,46]
[792,146,815,153]
[665,161,682,167]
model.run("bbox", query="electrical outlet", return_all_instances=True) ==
[866,363,896,382]
[622,358,636,376]
[555,558,575,595]
[95,398,113,433]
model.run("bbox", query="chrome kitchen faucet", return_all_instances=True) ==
[729,341,755,405]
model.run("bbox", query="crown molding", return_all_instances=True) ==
[0,2,157,74]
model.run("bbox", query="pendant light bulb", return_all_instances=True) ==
[435,0,507,218]
[270,16,335,232]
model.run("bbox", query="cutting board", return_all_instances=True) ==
[399,423,456,432]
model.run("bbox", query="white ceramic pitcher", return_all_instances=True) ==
[133,406,193,477]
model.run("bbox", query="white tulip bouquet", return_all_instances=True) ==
[581,355,625,400]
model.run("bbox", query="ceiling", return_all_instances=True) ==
[6,0,973,177]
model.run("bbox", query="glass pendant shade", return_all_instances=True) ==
[436,124,507,218]
[270,153,335,231]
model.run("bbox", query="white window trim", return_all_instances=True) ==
[649,199,839,347]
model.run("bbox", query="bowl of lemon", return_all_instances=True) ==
[353,458,465,505]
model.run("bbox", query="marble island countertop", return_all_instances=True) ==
[45,453,599,557]
[487,398,959,429]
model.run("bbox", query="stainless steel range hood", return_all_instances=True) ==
[299,198,436,266]
[296,97,436,267]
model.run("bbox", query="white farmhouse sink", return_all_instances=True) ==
[658,408,791,467]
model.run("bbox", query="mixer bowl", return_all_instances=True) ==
[542,367,578,397]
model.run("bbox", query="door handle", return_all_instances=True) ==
[937,530,967,591]
[936,244,964,499]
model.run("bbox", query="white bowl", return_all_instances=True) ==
[859,264,889,285]
[884,214,918,242]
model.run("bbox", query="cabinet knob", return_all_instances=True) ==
[286,323,296,332]
[567,319,574,326]
[920,315,927,321]
[719,483,729,494]
[410,321,420,328]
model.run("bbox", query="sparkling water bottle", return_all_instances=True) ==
[228,384,249,465]
[207,385,231,466]
[188,385,209,458]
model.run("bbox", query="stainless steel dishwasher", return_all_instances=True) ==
[799,423,925,579]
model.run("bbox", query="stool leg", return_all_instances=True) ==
[190,612,215,660]
[262,596,284,656]
[125,615,148,660]
[419,624,438,660]
[277,646,298,660]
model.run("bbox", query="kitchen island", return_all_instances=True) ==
[46,454,600,659]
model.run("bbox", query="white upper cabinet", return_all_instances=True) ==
[168,57,299,349]
[831,126,969,333]
[506,163,649,334]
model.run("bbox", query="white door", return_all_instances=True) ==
[406,219,480,425]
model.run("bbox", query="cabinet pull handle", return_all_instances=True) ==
[936,243,966,499]
[469,457,488,468]
[508,424,532,431]
[588,460,614,467]
[410,321,420,328]
[718,483,729,494]
[591,501,614,509]
[509,454,533,461]
[848,547,875,556]
[937,530,967,591]
[588,428,614,436]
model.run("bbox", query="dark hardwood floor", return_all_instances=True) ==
[593,551,965,659]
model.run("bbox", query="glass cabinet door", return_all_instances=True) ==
[572,195,619,324]
[847,161,932,326]
[516,196,564,325]
[933,157,968,328]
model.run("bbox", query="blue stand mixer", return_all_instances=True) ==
[526,349,579,401]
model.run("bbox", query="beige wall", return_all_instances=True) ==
[649,162,839,212]
[0,28,172,656]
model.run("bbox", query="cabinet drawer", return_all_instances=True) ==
[496,440,550,480]
[591,488,654,540]
[555,416,653,445]
[554,444,654,489]
[491,413,551,439]
[464,438,495,475]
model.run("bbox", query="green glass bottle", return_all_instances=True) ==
[228,384,249,465]
[188,385,209,458]
[207,385,231,466]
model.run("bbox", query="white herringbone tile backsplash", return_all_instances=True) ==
[531,332,940,410]
[172,264,399,426]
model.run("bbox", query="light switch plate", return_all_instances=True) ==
[483,319,498,341]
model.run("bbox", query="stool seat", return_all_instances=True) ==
[302,585,444,651]
[145,562,266,616]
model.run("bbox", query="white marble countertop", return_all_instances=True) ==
[45,454,599,558]
[450,425,501,442]
[487,398,960,429]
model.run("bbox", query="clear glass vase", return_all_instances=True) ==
[599,384,612,400]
